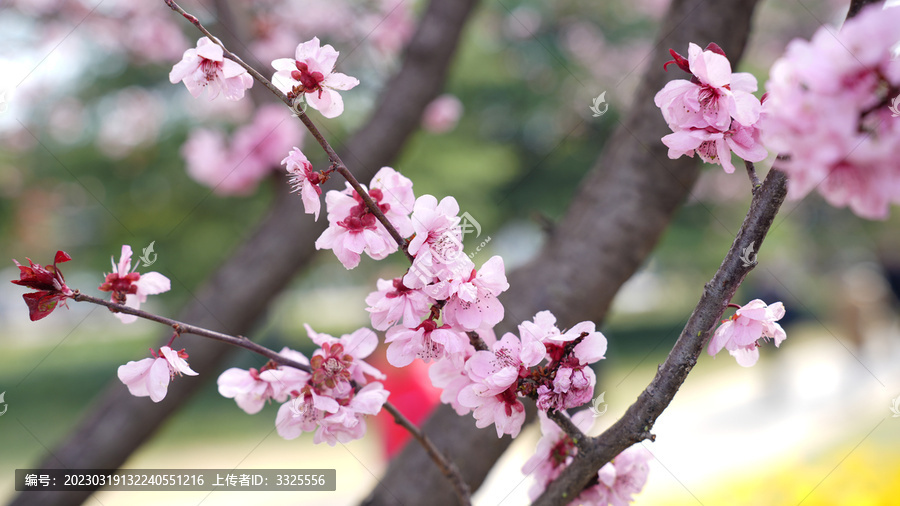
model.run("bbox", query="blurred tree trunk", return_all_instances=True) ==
[362,0,760,504]
[9,0,478,505]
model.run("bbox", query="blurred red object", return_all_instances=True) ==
[371,347,442,459]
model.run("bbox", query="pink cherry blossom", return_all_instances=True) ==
[217,348,310,414]
[458,332,546,437]
[516,312,605,411]
[369,166,416,237]
[407,253,475,301]
[180,129,231,190]
[366,0,416,54]
[217,367,281,415]
[312,382,390,446]
[272,323,389,443]
[577,444,653,506]
[521,312,608,366]
[305,324,386,389]
[761,5,900,219]
[365,277,435,330]
[656,43,761,130]
[98,245,170,324]
[535,366,596,411]
[315,186,396,268]
[442,256,509,331]
[428,354,475,416]
[517,310,563,342]
[272,323,391,443]
[117,346,198,403]
[182,105,303,196]
[406,195,462,261]
[661,122,767,174]
[523,409,595,500]
[403,195,474,290]
[282,147,324,220]
[231,104,304,176]
[655,42,767,173]
[169,37,253,101]
[315,168,414,269]
[421,94,463,133]
[272,37,359,118]
[707,299,787,367]
[275,387,340,440]
[384,319,470,367]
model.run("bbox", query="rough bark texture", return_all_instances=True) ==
[9,0,478,505]
[533,168,788,506]
[362,0,760,505]
[847,0,882,18]
[531,1,876,502]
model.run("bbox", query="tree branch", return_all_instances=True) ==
[71,290,473,504]
[533,2,880,499]
[533,166,788,505]
[164,0,413,261]
[12,0,478,504]
[369,1,762,504]
[847,0,882,18]
[745,160,761,191]
[382,403,472,505]
[70,291,312,373]
[546,410,590,451]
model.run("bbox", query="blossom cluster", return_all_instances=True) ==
[523,410,652,504]
[306,160,609,438]
[217,326,388,445]
[654,42,767,174]
[761,5,900,219]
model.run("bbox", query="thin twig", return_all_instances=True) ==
[382,403,472,505]
[847,0,882,18]
[163,0,413,262]
[744,160,761,192]
[465,331,489,352]
[532,168,789,505]
[546,410,590,451]
[73,289,470,502]
[71,291,313,373]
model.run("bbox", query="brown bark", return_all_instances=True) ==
[533,168,787,505]
[9,1,478,505]
[362,0,761,504]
